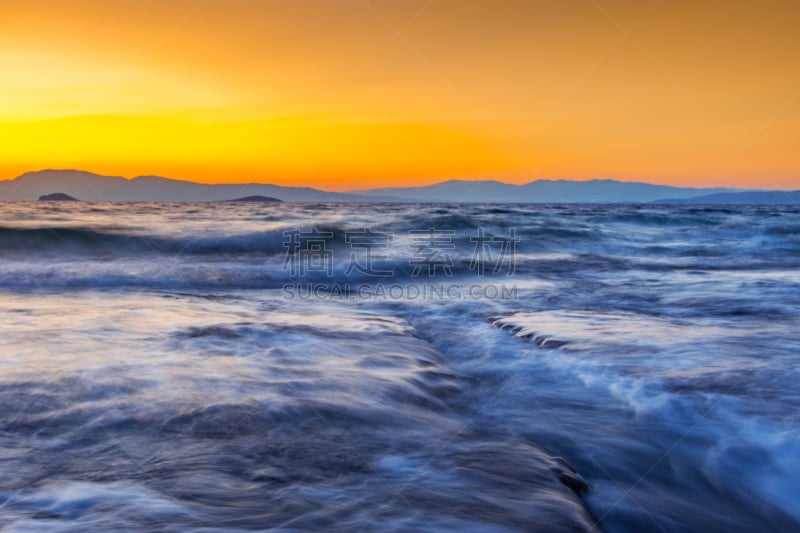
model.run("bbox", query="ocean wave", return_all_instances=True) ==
[3,202,800,531]
[0,226,291,257]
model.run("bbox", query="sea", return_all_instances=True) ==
[0,201,798,532]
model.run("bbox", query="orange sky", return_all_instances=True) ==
[1,0,798,190]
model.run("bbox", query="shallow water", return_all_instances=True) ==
[0,202,798,531]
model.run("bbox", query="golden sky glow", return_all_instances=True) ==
[1,0,798,190]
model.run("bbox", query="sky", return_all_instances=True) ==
[1,0,798,191]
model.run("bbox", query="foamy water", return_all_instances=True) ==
[1,201,798,531]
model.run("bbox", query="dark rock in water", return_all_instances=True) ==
[225,195,282,203]
[487,315,569,349]
[551,456,589,493]
[559,471,590,494]
[38,193,79,201]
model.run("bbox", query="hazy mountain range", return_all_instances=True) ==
[0,169,796,204]
[352,179,738,203]
[0,170,382,202]
[655,190,800,205]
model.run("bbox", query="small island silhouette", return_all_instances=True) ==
[226,195,282,203]
[38,193,79,201]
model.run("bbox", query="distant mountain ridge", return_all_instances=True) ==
[0,169,793,203]
[654,190,800,205]
[353,179,739,203]
[0,170,384,202]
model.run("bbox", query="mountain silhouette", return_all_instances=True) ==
[654,190,800,205]
[353,179,739,203]
[0,170,382,202]
[0,169,786,203]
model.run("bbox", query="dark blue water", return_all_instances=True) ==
[1,202,798,531]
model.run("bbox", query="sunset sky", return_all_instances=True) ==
[1,0,798,190]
